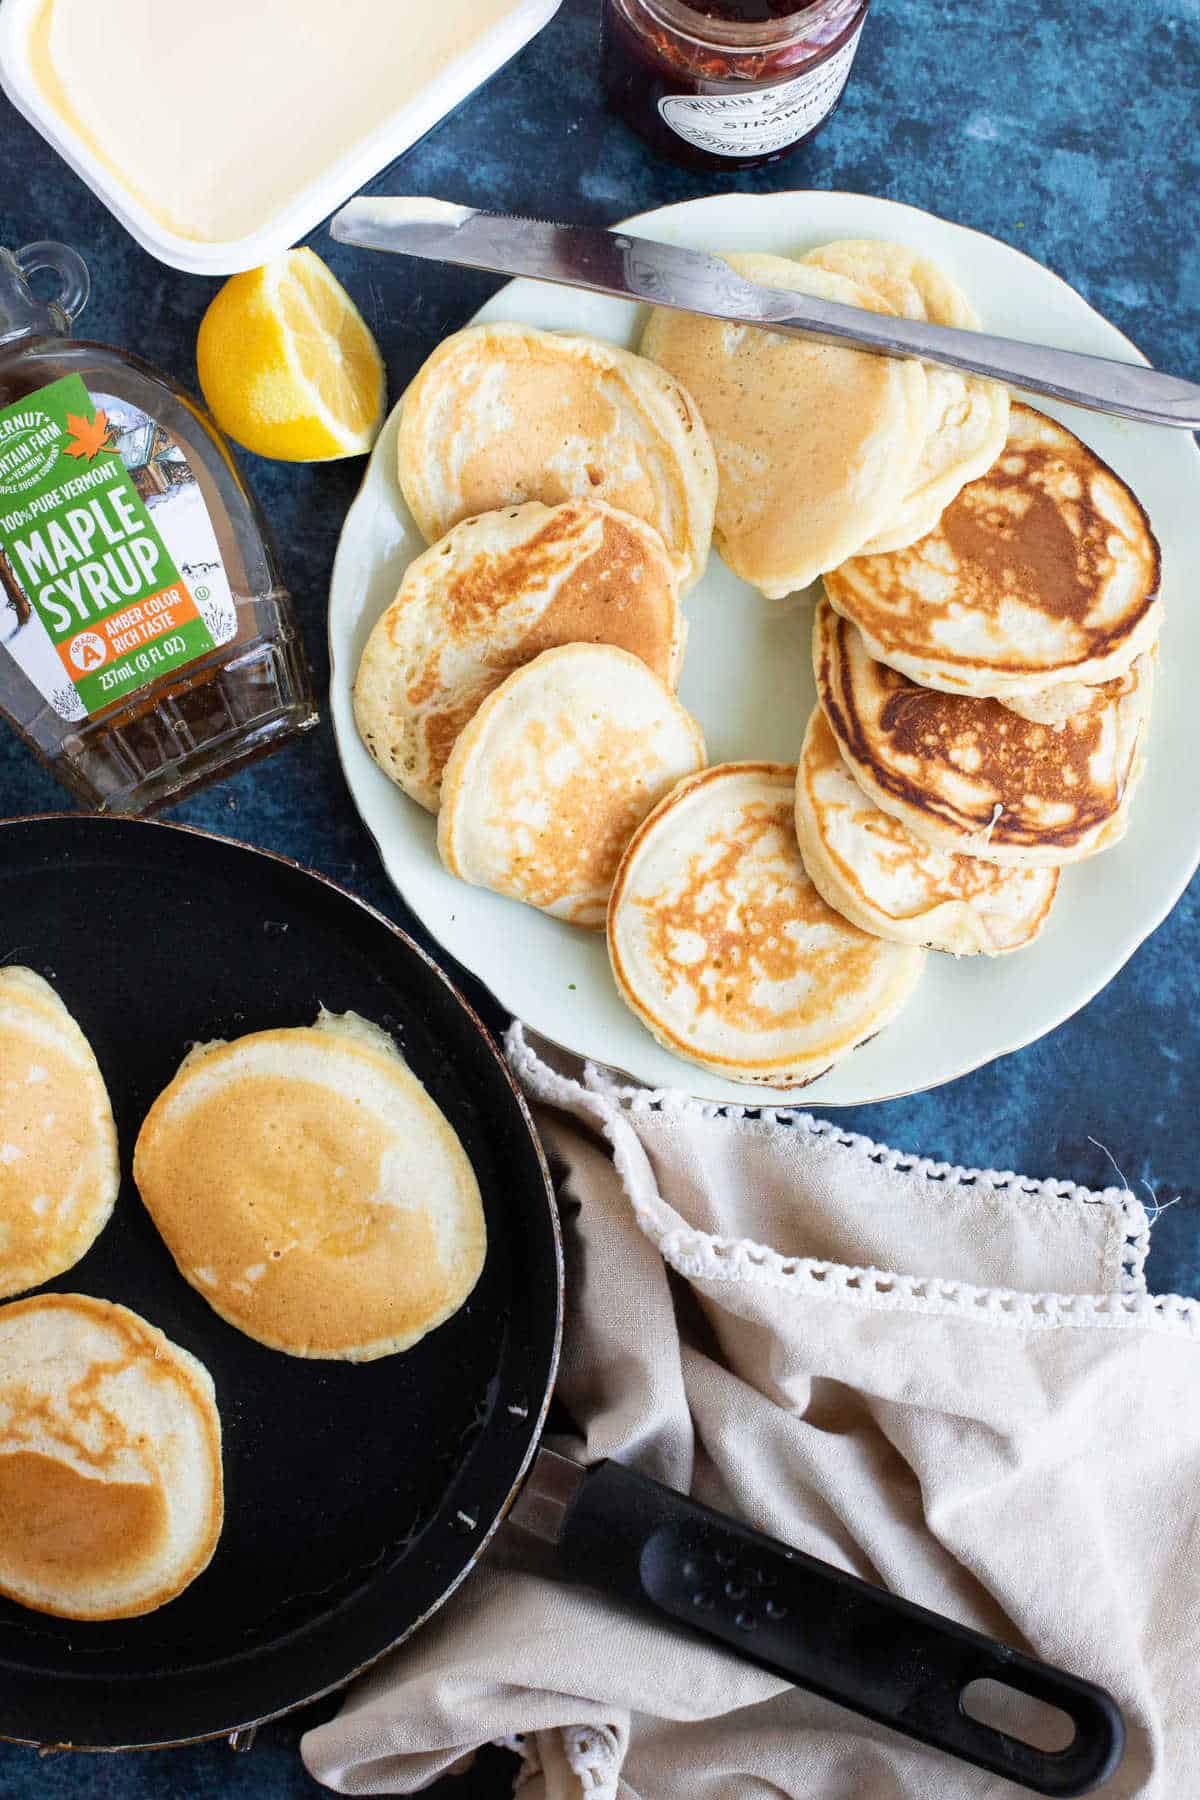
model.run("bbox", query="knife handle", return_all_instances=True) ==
[767,295,1200,429]
[557,1457,1124,1798]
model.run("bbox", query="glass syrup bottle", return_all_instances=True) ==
[0,240,317,812]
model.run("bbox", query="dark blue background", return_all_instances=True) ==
[1,0,1197,1792]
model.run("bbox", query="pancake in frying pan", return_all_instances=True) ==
[0,1293,222,1620]
[801,239,1009,556]
[438,643,706,928]
[823,403,1162,699]
[396,323,717,590]
[608,762,924,1086]
[354,498,685,811]
[0,968,119,1301]
[814,599,1153,866]
[640,254,928,599]
[134,1011,486,1362]
[795,707,1059,955]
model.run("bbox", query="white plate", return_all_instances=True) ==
[329,190,1200,1105]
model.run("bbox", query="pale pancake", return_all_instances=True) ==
[803,239,1010,556]
[640,254,928,599]
[795,708,1060,955]
[1002,681,1103,727]
[824,403,1162,698]
[815,599,1153,866]
[133,1012,486,1361]
[607,762,924,1086]
[0,968,119,1301]
[438,643,706,928]
[354,499,685,812]
[0,1293,222,1620]
[396,322,717,590]
[802,238,984,330]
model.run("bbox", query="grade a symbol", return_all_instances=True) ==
[68,631,107,673]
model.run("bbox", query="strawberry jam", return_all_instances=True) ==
[602,0,869,171]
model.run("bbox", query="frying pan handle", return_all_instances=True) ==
[557,1459,1124,1797]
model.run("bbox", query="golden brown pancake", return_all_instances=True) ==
[0,1293,222,1620]
[607,762,924,1086]
[396,322,717,590]
[438,643,706,927]
[795,707,1060,954]
[815,598,1153,866]
[133,1013,486,1361]
[823,403,1162,698]
[354,498,685,811]
[0,967,119,1301]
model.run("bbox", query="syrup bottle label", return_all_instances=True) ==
[0,375,236,720]
[657,21,864,160]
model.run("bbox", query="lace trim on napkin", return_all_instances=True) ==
[508,1026,1191,1338]
[578,1054,1151,1297]
[504,1724,624,1795]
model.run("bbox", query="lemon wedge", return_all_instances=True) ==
[196,249,386,461]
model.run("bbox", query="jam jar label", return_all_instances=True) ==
[657,22,864,160]
[0,376,236,721]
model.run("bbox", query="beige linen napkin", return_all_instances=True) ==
[303,1027,1200,1799]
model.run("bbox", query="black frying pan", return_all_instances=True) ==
[0,817,1123,1796]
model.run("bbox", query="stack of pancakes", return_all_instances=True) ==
[800,395,1159,954]
[357,326,718,927]
[359,243,1161,1087]
[360,316,928,1088]
[640,241,1161,998]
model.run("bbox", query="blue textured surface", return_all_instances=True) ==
[0,0,1197,1791]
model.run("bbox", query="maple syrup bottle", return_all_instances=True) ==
[0,241,316,812]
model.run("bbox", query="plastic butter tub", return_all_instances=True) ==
[0,0,563,276]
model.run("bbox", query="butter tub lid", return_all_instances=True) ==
[0,0,563,275]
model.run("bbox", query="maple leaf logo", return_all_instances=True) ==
[63,409,113,462]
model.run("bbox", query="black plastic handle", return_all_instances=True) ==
[558,1459,1124,1797]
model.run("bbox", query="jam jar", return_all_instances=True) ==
[602,0,870,171]
[0,240,317,813]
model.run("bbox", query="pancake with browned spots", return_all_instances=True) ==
[607,762,924,1086]
[354,499,685,811]
[823,403,1161,698]
[795,707,1059,955]
[814,599,1153,866]
[134,1012,486,1361]
[396,323,717,591]
[438,643,705,928]
[0,968,119,1301]
[0,1293,222,1619]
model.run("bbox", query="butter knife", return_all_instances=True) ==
[330,197,1200,430]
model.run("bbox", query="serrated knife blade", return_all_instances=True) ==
[329,197,1200,429]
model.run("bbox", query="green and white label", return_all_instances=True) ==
[0,375,236,720]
